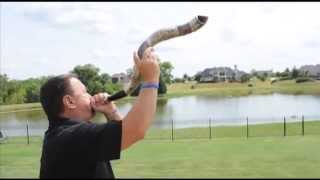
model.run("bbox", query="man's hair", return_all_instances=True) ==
[40,74,77,120]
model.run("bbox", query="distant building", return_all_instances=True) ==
[111,73,130,84]
[198,65,247,82]
[299,64,320,79]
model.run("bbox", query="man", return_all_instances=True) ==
[39,47,159,178]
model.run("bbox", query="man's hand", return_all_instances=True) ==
[90,92,117,117]
[134,47,160,83]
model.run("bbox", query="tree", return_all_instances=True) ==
[0,74,9,104]
[158,75,167,94]
[240,74,251,83]
[0,65,122,105]
[183,73,188,80]
[194,72,202,82]
[291,67,299,79]
[173,77,184,83]
[183,73,192,81]
[279,67,291,78]
[23,79,41,103]
[104,83,122,94]
[159,60,174,85]
[257,75,266,82]
[5,80,25,104]
[99,73,111,84]
[285,68,290,73]
[71,64,122,95]
[71,64,101,95]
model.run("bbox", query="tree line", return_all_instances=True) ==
[0,60,174,105]
[2,61,310,105]
[251,67,313,83]
[174,66,314,84]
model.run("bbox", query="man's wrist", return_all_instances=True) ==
[141,82,159,90]
[105,109,122,121]
[105,109,117,116]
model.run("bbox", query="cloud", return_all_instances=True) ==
[2,2,320,80]
[13,2,121,33]
[220,27,236,43]
[303,41,320,48]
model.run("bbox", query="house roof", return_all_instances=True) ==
[299,64,320,75]
[200,67,247,77]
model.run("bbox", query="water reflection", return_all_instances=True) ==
[1,93,320,136]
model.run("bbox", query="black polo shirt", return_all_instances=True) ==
[39,117,122,179]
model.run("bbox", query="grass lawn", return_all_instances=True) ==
[166,79,320,98]
[113,135,320,178]
[1,120,320,178]
[0,103,42,113]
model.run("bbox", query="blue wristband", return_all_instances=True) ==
[141,82,159,89]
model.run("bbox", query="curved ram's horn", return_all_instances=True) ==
[107,15,208,102]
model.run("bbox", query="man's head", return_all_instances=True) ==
[40,74,95,122]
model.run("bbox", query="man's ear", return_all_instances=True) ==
[62,95,77,109]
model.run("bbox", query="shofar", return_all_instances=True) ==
[106,15,208,102]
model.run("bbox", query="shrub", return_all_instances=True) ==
[295,77,313,83]
[279,76,292,81]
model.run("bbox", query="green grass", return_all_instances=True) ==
[144,120,320,140]
[0,103,42,113]
[113,136,320,178]
[0,136,43,178]
[1,120,320,178]
[165,80,320,98]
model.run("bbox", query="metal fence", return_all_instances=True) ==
[0,115,319,144]
[144,115,320,141]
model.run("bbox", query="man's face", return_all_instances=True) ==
[67,77,95,121]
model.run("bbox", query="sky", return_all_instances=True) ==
[1,2,320,80]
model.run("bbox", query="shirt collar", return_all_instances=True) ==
[48,116,83,128]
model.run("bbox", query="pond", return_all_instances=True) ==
[1,93,320,136]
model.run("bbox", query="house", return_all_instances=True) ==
[198,65,246,82]
[299,64,320,79]
[111,73,130,84]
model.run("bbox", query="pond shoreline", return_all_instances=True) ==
[1,91,320,113]
[1,80,320,113]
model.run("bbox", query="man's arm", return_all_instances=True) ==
[121,47,159,150]
[90,47,159,151]
[120,85,157,150]
[94,86,157,150]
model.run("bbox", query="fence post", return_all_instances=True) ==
[246,116,249,138]
[302,115,305,136]
[26,120,30,145]
[284,116,286,137]
[209,117,212,140]
[171,118,174,142]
